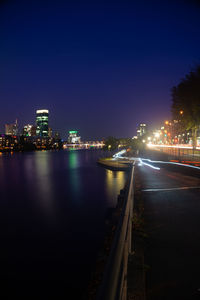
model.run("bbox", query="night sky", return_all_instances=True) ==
[1,0,200,140]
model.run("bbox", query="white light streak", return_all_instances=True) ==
[147,143,194,149]
[142,158,200,171]
[142,186,200,192]
[113,149,126,159]
[138,158,160,170]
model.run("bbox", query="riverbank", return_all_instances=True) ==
[85,174,131,300]
[97,157,132,171]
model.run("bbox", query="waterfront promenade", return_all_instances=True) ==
[142,160,200,299]
[128,160,200,300]
[98,151,200,300]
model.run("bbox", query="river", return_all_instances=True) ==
[0,149,127,299]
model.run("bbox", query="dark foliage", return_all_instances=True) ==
[171,65,200,145]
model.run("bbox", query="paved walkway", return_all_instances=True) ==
[133,161,200,300]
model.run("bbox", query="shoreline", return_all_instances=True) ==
[97,157,132,171]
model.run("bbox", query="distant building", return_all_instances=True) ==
[54,132,60,140]
[0,134,19,150]
[5,120,18,136]
[32,136,53,149]
[36,109,49,137]
[48,127,52,138]
[31,126,37,136]
[23,124,37,137]
[68,130,81,144]
[23,124,33,136]
[137,123,147,137]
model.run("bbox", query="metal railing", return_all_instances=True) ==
[96,163,135,300]
[149,145,200,162]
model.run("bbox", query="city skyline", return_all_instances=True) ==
[1,108,94,140]
[1,0,200,139]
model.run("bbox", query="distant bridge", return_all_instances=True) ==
[63,142,105,149]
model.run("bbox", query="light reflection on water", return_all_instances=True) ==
[0,149,128,298]
[68,150,79,168]
[105,170,126,206]
[68,151,81,199]
[34,151,55,216]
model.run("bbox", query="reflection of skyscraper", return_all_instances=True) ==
[36,110,49,137]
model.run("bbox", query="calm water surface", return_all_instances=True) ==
[0,150,127,299]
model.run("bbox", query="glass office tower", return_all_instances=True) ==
[36,110,49,137]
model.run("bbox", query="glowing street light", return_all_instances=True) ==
[180,110,184,115]
[154,132,160,138]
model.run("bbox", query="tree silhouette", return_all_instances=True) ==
[171,65,200,147]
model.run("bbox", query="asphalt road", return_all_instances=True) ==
[136,160,200,300]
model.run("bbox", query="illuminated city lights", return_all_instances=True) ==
[36,110,49,114]
[68,130,81,144]
[36,109,49,137]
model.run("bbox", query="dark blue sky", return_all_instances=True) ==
[1,0,200,139]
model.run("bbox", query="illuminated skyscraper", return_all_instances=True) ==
[23,124,36,137]
[23,124,33,136]
[68,130,81,143]
[5,119,18,135]
[137,123,147,137]
[48,127,52,138]
[36,110,49,137]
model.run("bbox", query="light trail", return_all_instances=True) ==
[112,149,126,159]
[142,186,200,192]
[147,143,200,150]
[142,158,200,171]
[138,158,160,170]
